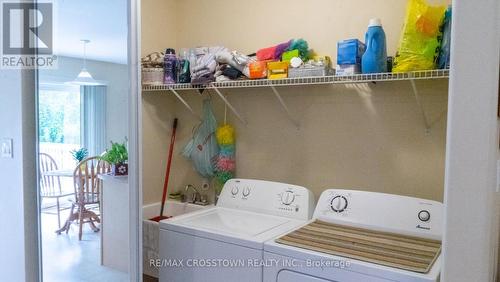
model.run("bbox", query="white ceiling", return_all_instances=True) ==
[53,0,128,64]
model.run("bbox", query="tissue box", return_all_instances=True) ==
[337,39,365,65]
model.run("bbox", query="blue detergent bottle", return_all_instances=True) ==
[362,18,388,73]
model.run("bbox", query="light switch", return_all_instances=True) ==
[1,138,13,158]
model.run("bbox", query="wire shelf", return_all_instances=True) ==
[142,69,449,92]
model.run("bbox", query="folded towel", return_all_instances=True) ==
[189,46,227,84]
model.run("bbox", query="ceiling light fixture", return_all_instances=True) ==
[69,39,104,86]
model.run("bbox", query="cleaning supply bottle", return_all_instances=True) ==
[177,49,191,83]
[362,18,388,73]
[163,48,177,84]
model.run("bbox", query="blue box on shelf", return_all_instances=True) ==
[337,39,366,65]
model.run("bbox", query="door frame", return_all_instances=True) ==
[127,0,142,280]
[33,0,142,281]
[441,0,500,281]
[29,0,500,281]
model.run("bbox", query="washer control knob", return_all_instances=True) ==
[281,191,295,205]
[330,195,348,213]
[231,186,239,196]
[242,187,251,197]
[418,210,431,222]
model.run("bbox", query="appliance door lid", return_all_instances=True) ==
[276,269,393,282]
[277,270,334,282]
[181,208,290,237]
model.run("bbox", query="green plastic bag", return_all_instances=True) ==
[182,99,219,178]
[393,0,446,72]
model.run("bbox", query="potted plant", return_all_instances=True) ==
[100,141,128,176]
[71,147,88,163]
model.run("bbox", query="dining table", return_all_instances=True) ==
[42,169,74,178]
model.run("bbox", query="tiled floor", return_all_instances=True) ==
[41,207,129,282]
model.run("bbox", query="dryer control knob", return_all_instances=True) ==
[242,187,251,197]
[418,210,431,222]
[281,191,295,205]
[231,186,239,196]
[330,195,348,212]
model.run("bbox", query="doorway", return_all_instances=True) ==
[37,0,131,281]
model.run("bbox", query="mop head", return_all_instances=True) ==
[215,157,236,171]
[218,144,235,157]
[215,124,236,186]
[149,215,172,222]
[215,171,234,185]
[288,39,310,61]
[216,124,235,145]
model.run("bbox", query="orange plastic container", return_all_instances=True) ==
[248,61,268,79]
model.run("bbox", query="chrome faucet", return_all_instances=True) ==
[184,184,201,204]
[184,184,210,205]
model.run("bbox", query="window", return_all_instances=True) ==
[39,84,81,169]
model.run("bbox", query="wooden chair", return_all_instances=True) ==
[39,153,74,229]
[57,156,111,240]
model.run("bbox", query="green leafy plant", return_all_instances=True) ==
[70,148,88,163]
[100,141,128,165]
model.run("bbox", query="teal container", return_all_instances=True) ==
[362,18,388,73]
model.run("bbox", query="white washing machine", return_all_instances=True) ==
[264,189,443,282]
[159,179,315,282]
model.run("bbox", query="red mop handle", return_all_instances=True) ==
[160,118,178,217]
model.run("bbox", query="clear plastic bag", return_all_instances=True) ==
[393,0,446,72]
[182,99,219,178]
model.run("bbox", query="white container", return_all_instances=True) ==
[288,65,330,78]
[142,201,211,278]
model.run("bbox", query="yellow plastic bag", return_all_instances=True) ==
[393,0,446,72]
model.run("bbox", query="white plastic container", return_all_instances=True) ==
[335,64,361,76]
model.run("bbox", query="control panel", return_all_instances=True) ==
[314,189,443,240]
[217,179,315,220]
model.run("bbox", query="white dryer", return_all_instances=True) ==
[159,179,315,282]
[264,189,443,282]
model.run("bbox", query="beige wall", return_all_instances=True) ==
[141,0,449,205]
[141,0,177,57]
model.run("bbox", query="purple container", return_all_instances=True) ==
[163,48,177,84]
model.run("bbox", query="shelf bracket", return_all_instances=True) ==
[269,85,300,129]
[410,79,431,134]
[211,86,248,125]
[168,87,201,121]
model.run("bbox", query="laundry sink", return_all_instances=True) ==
[143,200,210,219]
[142,200,212,278]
